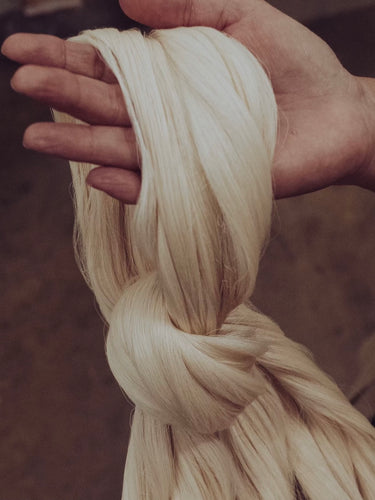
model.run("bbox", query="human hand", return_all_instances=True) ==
[2,0,375,202]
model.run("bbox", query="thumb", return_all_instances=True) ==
[119,0,239,29]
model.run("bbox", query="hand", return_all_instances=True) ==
[2,0,375,202]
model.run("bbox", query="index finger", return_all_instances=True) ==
[1,33,116,83]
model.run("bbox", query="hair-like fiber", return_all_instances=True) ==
[53,26,375,499]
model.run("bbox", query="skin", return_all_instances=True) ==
[1,0,375,203]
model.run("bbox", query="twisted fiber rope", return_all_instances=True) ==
[54,26,375,499]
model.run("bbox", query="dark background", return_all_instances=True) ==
[1,1,375,499]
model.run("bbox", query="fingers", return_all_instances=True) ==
[11,65,130,126]
[1,33,116,82]
[24,122,141,203]
[118,0,236,29]
[87,167,141,204]
[2,34,142,205]
[23,122,139,169]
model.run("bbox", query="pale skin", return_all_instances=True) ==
[2,0,375,203]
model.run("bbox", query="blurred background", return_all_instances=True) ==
[1,1,375,499]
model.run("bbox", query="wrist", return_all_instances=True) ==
[352,77,375,191]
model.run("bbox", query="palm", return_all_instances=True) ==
[2,0,373,201]
[224,4,371,196]
[225,4,372,196]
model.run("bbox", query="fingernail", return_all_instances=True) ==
[1,39,9,56]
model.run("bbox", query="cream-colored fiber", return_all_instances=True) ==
[53,27,375,499]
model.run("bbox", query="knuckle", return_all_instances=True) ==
[34,69,58,98]
[109,84,124,125]
[87,127,99,161]
[93,48,107,80]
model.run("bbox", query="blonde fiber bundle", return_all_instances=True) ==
[54,27,375,499]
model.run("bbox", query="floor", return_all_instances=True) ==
[1,4,375,500]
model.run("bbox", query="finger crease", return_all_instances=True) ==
[111,85,124,125]
[94,49,107,81]
[61,40,68,71]
[88,127,99,163]
[73,73,84,115]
